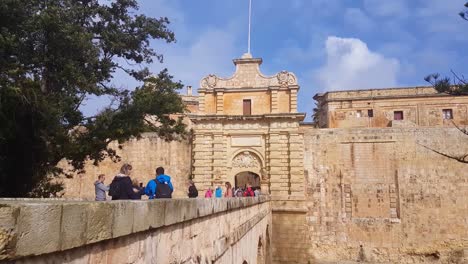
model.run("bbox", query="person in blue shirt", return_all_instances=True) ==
[145,167,174,199]
[215,185,223,198]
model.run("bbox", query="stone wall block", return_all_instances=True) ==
[15,203,62,257]
[0,203,20,260]
[60,202,89,251]
[164,199,198,226]
[86,202,113,244]
[112,201,135,238]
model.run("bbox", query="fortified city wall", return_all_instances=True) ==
[301,126,468,263]
[59,133,192,199]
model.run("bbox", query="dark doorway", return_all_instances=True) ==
[235,171,260,188]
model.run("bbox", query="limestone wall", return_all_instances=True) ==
[59,133,192,199]
[302,127,468,263]
[0,197,271,264]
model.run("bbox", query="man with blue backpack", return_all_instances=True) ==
[145,167,174,199]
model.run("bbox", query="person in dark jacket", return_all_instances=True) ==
[187,180,198,198]
[109,163,139,200]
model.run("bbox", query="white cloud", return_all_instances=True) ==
[363,0,408,17]
[344,8,374,32]
[315,36,400,91]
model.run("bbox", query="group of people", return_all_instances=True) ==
[94,164,174,201]
[94,163,261,201]
[188,181,261,198]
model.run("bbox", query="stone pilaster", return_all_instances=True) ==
[216,91,224,114]
[288,132,304,197]
[212,133,227,183]
[290,88,298,113]
[192,133,214,189]
[271,89,279,113]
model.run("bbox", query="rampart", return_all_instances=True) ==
[302,127,468,263]
[0,197,271,264]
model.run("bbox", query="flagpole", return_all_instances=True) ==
[248,0,252,54]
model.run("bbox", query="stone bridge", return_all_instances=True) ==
[0,197,271,264]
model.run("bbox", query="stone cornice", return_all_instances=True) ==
[188,113,306,122]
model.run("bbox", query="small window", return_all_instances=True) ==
[368,109,374,118]
[394,111,404,120]
[356,110,362,118]
[442,109,453,120]
[243,99,251,116]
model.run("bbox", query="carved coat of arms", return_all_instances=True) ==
[201,74,218,88]
[232,152,260,168]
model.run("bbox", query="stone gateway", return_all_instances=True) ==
[28,53,468,263]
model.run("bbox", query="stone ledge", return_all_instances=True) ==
[0,197,269,261]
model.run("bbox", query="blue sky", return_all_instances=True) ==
[84,0,468,119]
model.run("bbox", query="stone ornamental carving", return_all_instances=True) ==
[201,74,217,88]
[232,152,260,168]
[277,71,297,87]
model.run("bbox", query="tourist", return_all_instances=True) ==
[224,182,233,197]
[254,187,261,197]
[215,185,223,198]
[109,163,140,200]
[187,180,198,198]
[205,187,213,198]
[132,178,145,200]
[234,187,243,197]
[94,174,109,201]
[145,167,173,199]
[243,184,255,197]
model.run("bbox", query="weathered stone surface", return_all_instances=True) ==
[15,203,62,256]
[0,197,271,263]
[60,202,88,250]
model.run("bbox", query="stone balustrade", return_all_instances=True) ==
[0,197,271,264]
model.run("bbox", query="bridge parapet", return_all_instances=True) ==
[0,197,271,263]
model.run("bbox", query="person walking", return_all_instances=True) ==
[94,174,109,201]
[109,164,139,200]
[145,167,173,199]
[224,182,233,197]
[187,180,198,198]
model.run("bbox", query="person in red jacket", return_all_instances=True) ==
[243,184,254,197]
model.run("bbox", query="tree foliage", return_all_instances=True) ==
[0,0,186,197]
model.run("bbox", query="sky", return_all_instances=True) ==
[84,0,468,120]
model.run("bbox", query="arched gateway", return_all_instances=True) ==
[189,53,305,197]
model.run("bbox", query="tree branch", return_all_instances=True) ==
[418,143,468,164]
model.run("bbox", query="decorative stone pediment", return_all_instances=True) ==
[200,54,298,89]
[232,151,261,169]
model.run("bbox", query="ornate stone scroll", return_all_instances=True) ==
[277,71,297,87]
[201,74,218,88]
[232,152,260,169]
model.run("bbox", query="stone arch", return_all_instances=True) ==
[257,236,265,264]
[265,225,271,263]
[228,150,265,187]
[234,171,260,189]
